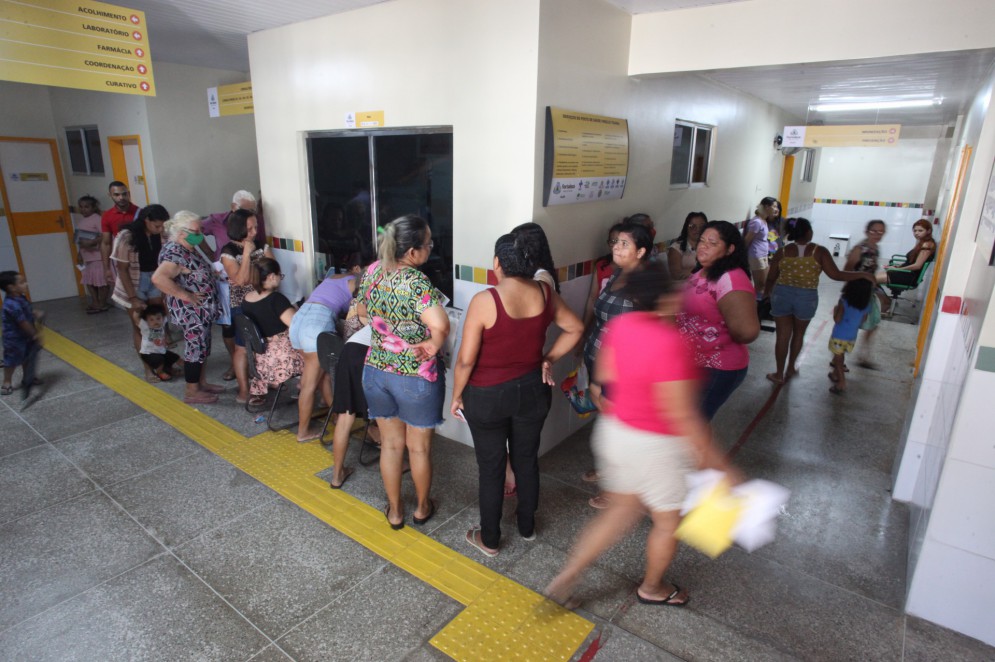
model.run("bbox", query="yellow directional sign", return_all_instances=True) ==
[208,81,253,117]
[0,0,155,96]
[783,124,901,148]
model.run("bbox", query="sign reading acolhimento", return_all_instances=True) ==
[0,0,155,96]
[544,107,629,207]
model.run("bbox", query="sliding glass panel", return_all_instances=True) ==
[308,135,372,277]
[373,133,453,300]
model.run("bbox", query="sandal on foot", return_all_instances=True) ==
[765,373,785,385]
[829,385,845,395]
[157,371,172,382]
[200,383,225,394]
[184,392,218,404]
[412,499,436,526]
[1,385,12,396]
[503,484,517,498]
[145,375,162,383]
[581,469,600,483]
[221,369,236,381]
[384,504,404,530]
[589,494,610,510]
[637,585,689,607]
[329,467,354,489]
[828,371,839,383]
[465,526,498,557]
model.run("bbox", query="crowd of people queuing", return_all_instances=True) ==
[0,182,936,606]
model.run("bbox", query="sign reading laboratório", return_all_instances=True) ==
[783,124,901,148]
[345,111,385,128]
[207,81,253,117]
[544,107,629,207]
[0,0,155,96]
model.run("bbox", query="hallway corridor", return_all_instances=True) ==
[1,283,992,661]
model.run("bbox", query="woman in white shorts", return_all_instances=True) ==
[546,263,738,608]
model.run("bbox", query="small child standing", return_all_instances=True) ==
[74,195,109,313]
[138,304,181,382]
[828,279,873,394]
[1,271,44,399]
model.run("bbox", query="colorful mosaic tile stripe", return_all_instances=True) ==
[269,236,304,252]
[455,242,670,285]
[813,198,933,215]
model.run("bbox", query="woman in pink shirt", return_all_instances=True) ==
[546,263,738,608]
[678,220,760,419]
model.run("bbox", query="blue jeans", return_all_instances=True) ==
[463,370,551,548]
[701,366,748,420]
[362,365,445,428]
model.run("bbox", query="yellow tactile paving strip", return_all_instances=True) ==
[44,331,594,660]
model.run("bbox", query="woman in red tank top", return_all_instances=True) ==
[452,233,583,557]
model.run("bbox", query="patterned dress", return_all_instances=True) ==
[158,242,220,364]
[241,292,303,396]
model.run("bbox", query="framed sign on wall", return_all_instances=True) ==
[543,107,629,206]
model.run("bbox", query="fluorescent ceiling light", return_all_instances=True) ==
[809,98,941,112]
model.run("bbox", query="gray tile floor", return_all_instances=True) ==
[2,286,994,661]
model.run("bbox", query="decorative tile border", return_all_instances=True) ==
[977,346,995,373]
[813,198,934,215]
[269,236,304,252]
[454,242,669,285]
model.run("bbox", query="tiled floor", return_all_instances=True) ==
[2,287,994,661]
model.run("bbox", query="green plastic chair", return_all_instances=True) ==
[884,255,932,317]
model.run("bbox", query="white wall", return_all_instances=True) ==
[144,62,259,216]
[895,63,995,644]
[534,0,795,260]
[248,0,542,300]
[629,0,995,75]
[0,81,56,139]
[47,86,155,212]
[815,139,938,203]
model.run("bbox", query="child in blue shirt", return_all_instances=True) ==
[1,271,44,400]
[828,279,873,394]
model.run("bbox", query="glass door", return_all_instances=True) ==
[307,128,453,300]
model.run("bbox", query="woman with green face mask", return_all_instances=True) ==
[152,211,224,404]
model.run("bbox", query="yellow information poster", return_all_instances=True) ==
[208,81,253,117]
[0,0,155,96]
[544,107,629,206]
[782,124,901,148]
[345,110,385,128]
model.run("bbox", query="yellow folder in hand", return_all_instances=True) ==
[674,481,744,558]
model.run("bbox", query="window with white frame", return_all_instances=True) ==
[65,126,104,176]
[670,120,712,187]
[800,148,815,183]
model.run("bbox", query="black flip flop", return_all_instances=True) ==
[384,504,404,530]
[637,585,689,607]
[412,499,436,526]
[329,467,354,490]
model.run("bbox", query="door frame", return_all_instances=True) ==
[0,136,82,296]
[107,135,149,204]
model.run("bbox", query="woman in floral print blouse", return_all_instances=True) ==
[358,215,450,530]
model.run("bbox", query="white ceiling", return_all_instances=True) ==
[126,0,995,127]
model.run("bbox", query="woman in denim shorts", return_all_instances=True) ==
[762,218,874,384]
[358,215,450,530]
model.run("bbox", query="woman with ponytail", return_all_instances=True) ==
[358,215,450,530]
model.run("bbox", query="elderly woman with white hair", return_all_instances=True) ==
[152,210,224,404]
